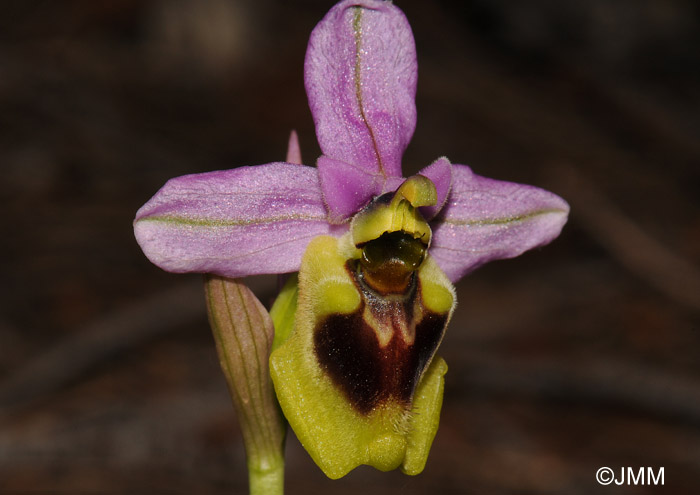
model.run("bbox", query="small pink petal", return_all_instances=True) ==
[417,157,453,220]
[317,155,383,224]
[286,130,303,165]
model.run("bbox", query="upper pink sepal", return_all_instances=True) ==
[305,0,417,184]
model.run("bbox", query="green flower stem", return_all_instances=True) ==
[249,457,284,495]
[205,275,287,495]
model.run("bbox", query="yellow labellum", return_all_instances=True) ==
[270,232,455,478]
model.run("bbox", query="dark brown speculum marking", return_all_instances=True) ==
[313,263,448,415]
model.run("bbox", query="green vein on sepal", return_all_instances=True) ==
[137,213,326,228]
[442,208,567,227]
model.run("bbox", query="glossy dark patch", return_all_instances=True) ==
[359,232,427,294]
[313,277,448,415]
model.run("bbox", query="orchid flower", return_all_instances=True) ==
[134,0,568,482]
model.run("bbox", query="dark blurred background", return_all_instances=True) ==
[1,0,699,493]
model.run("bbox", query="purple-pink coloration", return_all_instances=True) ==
[430,165,570,282]
[134,164,330,277]
[306,0,416,182]
[286,130,303,165]
[134,0,568,283]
